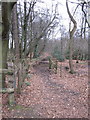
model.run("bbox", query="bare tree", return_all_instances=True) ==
[66,0,77,73]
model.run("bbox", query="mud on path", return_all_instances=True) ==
[2,60,88,118]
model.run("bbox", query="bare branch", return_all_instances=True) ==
[66,0,77,35]
[82,2,90,28]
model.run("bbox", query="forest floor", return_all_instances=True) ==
[2,59,88,118]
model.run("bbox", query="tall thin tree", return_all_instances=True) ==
[66,0,77,73]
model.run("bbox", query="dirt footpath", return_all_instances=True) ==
[2,60,88,118]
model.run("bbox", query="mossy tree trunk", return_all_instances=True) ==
[33,44,38,58]
[2,38,9,88]
[2,2,10,88]
[12,4,21,94]
[49,58,52,69]
[2,2,16,88]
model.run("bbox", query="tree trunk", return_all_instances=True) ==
[33,44,38,58]
[66,0,77,74]
[23,2,27,53]
[88,2,90,61]
[12,4,21,93]
[1,2,16,88]
[12,4,20,62]
[2,3,10,88]
[69,35,74,73]
[2,38,9,87]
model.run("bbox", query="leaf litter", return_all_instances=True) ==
[2,60,88,118]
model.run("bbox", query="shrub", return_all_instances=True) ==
[65,50,70,59]
[52,46,65,62]
[65,49,88,60]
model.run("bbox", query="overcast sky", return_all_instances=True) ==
[36,0,70,28]
[35,0,83,38]
[18,0,89,39]
[38,0,82,25]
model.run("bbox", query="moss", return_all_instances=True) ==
[49,58,52,69]
[69,70,76,74]
[9,104,32,111]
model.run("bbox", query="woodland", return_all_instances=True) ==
[0,0,90,119]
